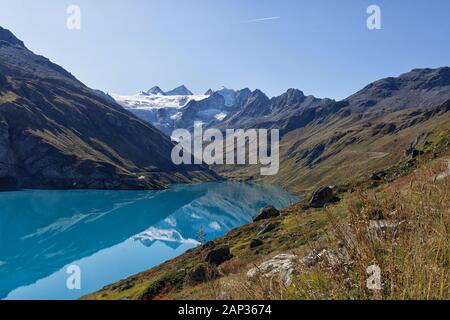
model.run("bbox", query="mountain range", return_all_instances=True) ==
[112,86,252,135]
[213,68,450,192]
[147,85,193,96]
[0,26,217,191]
[1,25,449,194]
[115,69,450,193]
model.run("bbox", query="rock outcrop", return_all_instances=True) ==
[253,205,280,222]
[204,245,233,266]
[249,238,263,248]
[246,254,299,286]
[308,186,340,208]
[188,263,217,283]
[257,221,278,236]
[246,249,351,287]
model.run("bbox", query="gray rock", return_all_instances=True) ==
[257,222,278,236]
[280,211,289,217]
[369,171,387,181]
[309,186,340,208]
[246,254,299,286]
[205,245,233,266]
[406,147,424,158]
[253,205,280,222]
[117,282,133,292]
[250,238,263,248]
[188,263,210,282]
[436,161,450,181]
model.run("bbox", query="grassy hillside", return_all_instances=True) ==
[83,130,449,300]
[218,101,450,194]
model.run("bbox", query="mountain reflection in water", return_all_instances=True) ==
[0,182,299,300]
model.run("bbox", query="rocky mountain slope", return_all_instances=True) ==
[213,68,450,193]
[0,26,217,191]
[174,88,252,132]
[215,68,450,131]
[116,67,450,194]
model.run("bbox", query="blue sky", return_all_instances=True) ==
[1,0,450,99]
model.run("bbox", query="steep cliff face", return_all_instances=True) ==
[0,114,18,190]
[0,26,217,190]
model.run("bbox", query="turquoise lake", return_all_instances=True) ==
[0,182,299,300]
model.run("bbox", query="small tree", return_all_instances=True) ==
[196,225,206,245]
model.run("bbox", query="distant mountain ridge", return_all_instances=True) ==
[165,85,193,96]
[211,67,450,192]
[145,85,193,96]
[0,26,217,191]
[115,69,450,191]
[5,23,447,194]
[112,86,252,134]
[208,68,450,134]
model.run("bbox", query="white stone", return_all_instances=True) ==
[246,254,298,286]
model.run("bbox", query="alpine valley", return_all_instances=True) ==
[113,69,450,194]
[0,25,449,301]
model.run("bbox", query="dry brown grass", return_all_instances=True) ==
[210,160,449,300]
[203,274,290,300]
[294,160,450,300]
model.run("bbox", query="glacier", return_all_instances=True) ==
[111,86,245,135]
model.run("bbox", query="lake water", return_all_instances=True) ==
[0,182,299,300]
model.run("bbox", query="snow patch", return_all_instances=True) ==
[170,112,183,121]
[215,112,227,121]
[133,227,198,245]
[111,92,208,110]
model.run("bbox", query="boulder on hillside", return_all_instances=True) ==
[308,186,340,208]
[253,205,280,222]
[188,263,218,283]
[246,254,299,286]
[205,245,233,266]
[189,264,208,282]
[257,221,278,236]
[369,171,387,181]
[250,238,264,248]
[405,147,424,158]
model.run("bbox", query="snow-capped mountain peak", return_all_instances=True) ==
[147,86,165,95]
[165,85,193,96]
[110,85,251,135]
[215,87,238,106]
[110,90,208,134]
[110,91,207,110]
